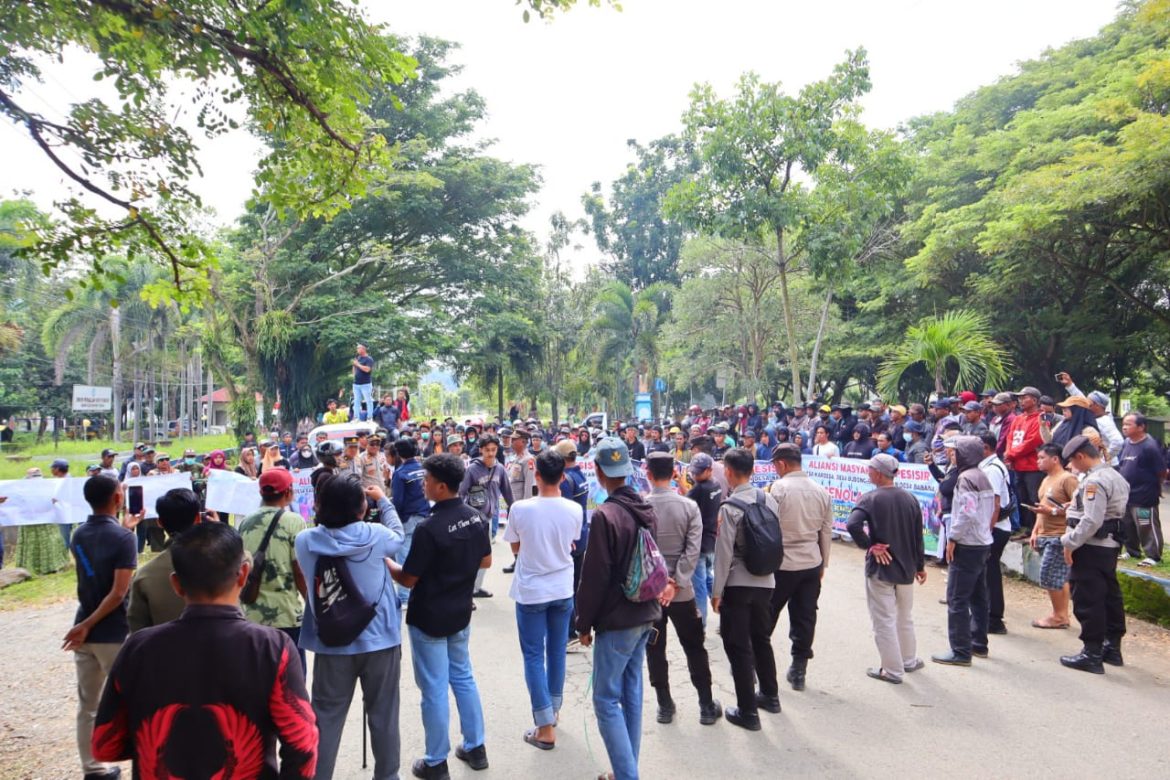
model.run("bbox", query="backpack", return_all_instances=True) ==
[988,461,1020,531]
[723,489,784,576]
[622,522,670,603]
[312,554,382,647]
[241,509,284,605]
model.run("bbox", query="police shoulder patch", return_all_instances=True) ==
[1085,483,1098,501]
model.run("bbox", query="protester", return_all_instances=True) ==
[65,475,140,780]
[1005,386,1045,538]
[127,488,205,633]
[575,437,661,780]
[685,453,721,627]
[16,466,70,575]
[1059,435,1130,673]
[846,454,927,683]
[767,443,834,692]
[503,450,582,749]
[390,437,429,603]
[552,439,590,649]
[1060,373,1124,463]
[643,452,719,726]
[388,453,491,779]
[323,398,349,425]
[713,447,781,731]
[296,473,405,779]
[290,435,319,469]
[92,523,318,777]
[810,426,839,458]
[978,432,1013,635]
[903,419,928,464]
[238,468,309,672]
[235,446,259,478]
[1117,412,1166,565]
[352,343,375,422]
[1027,444,1078,629]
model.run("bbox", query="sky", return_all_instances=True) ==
[2,0,1125,273]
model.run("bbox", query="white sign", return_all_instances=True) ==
[72,385,113,412]
[0,472,192,526]
[204,469,263,516]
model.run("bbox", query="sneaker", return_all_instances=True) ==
[455,744,489,771]
[903,658,925,673]
[411,759,451,780]
[1119,551,1131,560]
[1138,558,1157,567]
[472,589,492,599]
[931,651,972,667]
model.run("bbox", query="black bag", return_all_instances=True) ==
[241,509,284,605]
[312,554,381,647]
[723,489,784,576]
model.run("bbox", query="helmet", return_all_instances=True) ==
[316,440,344,458]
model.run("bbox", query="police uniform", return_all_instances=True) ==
[1059,436,1130,672]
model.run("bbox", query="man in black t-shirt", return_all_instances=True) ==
[352,343,375,422]
[389,454,491,780]
[66,475,140,780]
[1118,412,1167,564]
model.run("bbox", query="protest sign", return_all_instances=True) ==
[291,469,316,522]
[204,469,262,516]
[124,472,192,519]
[0,472,192,525]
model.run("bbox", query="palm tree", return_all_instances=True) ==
[590,281,673,415]
[878,310,1010,399]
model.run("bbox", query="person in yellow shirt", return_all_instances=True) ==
[323,398,349,425]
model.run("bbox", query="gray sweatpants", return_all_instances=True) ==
[312,646,402,780]
[864,575,919,681]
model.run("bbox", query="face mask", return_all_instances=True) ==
[903,433,913,443]
[300,448,312,457]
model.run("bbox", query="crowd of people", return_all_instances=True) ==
[37,345,1168,780]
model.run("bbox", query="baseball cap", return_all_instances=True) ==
[101,448,117,458]
[1087,391,1111,410]
[1038,395,1055,407]
[819,405,831,413]
[259,468,293,496]
[688,452,714,475]
[890,404,907,415]
[981,389,998,397]
[531,431,545,441]
[743,429,757,439]
[1015,386,1041,399]
[961,401,982,412]
[552,440,578,459]
[86,463,101,474]
[595,437,633,478]
[446,433,463,446]
[156,453,170,462]
[992,392,1014,405]
[1058,395,1092,410]
[930,399,948,408]
[51,458,69,470]
[959,391,978,403]
[904,420,925,434]
[868,453,899,477]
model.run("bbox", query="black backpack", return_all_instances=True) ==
[723,489,784,576]
[312,554,382,647]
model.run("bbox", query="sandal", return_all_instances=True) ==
[1030,619,1069,629]
[866,667,902,684]
[523,728,555,751]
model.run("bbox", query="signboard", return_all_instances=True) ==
[72,385,113,412]
[0,473,192,525]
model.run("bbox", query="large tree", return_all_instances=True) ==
[667,52,872,403]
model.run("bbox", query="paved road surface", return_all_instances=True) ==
[3,542,1168,779]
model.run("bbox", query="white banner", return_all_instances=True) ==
[0,472,192,525]
[203,469,262,516]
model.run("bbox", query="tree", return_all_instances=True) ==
[1,1,601,300]
[590,280,672,416]
[583,135,697,289]
[877,310,1010,399]
[667,52,872,403]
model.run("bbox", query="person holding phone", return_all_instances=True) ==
[1027,444,1079,629]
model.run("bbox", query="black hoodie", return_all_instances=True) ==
[575,485,662,634]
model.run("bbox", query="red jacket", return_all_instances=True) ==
[1004,411,1042,472]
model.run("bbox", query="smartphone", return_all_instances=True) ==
[127,485,144,515]
[1053,373,1062,381]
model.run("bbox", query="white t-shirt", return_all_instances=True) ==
[813,442,839,458]
[503,495,583,605]
[980,456,1013,531]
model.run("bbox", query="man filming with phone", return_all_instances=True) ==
[353,343,375,422]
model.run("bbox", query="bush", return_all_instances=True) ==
[1118,572,1170,628]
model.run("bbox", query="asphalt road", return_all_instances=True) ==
[326,541,1170,780]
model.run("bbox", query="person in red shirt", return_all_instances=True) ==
[92,523,317,779]
[1005,386,1045,540]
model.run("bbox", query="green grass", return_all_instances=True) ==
[0,433,237,480]
[0,564,77,611]
[1119,556,1170,576]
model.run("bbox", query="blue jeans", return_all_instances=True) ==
[353,382,374,422]
[947,543,991,657]
[409,624,485,766]
[692,552,715,626]
[394,514,425,602]
[516,597,573,727]
[592,623,652,780]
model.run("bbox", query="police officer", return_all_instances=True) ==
[1059,435,1130,673]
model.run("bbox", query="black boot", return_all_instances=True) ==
[655,688,676,724]
[1060,645,1105,674]
[698,697,722,725]
[1102,639,1124,667]
[787,658,807,692]
[411,759,451,780]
